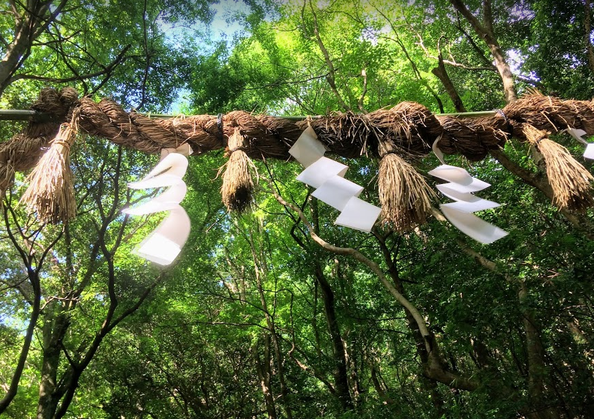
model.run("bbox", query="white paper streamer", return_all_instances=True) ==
[566,127,594,160]
[123,152,191,265]
[335,197,382,233]
[430,161,508,244]
[566,127,588,145]
[429,165,490,192]
[312,175,364,211]
[585,144,594,160]
[133,207,191,265]
[440,206,508,244]
[296,157,348,188]
[160,143,193,158]
[289,125,326,167]
[123,183,187,215]
[292,126,381,232]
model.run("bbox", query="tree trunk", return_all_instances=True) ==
[432,53,467,112]
[253,336,277,419]
[374,233,452,415]
[0,269,41,413]
[449,0,517,103]
[37,304,70,419]
[0,1,56,96]
[519,283,560,419]
[314,264,354,410]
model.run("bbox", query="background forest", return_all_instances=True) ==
[1,0,594,418]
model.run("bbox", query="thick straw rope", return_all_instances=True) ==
[2,88,594,225]
[6,89,594,164]
[0,88,78,197]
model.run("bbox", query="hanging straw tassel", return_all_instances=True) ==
[378,140,437,232]
[20,109,80,224]
[524,124,594,211]
[220,128,255,212]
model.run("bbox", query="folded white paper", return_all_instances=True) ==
[430,160,507,243]
[161,143,193,158]
[432,137,446,165]
[585,143,594,160]
[123,200,181,216]
[125,152,191,265]
[441,200,500,213]
[334,197,382,233]
[128,174,185,189]
[129,152,188,187]
[133,206,191,265]
[289,125,326,167]
[312,175,364,211]
[296,157,348,188]
[434,178,490,194]
[441,206,508,244]
[565,127,594,159]
[566,127,588,145]
[428,164,474,184]
[437,185,500,212]
[123,182,187,215]
[290,126,378,234]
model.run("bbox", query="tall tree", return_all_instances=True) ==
[2,1,594,418]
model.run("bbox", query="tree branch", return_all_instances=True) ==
[305,0,350,111]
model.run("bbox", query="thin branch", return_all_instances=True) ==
[358,68,368,112]
[373,6,444,112]
[269,186,432,350]
[11,44,131,85]
[305,0,350,111]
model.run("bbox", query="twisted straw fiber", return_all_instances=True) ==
[3,88,594,226]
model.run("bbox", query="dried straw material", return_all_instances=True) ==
[0,134,48,196]
[437,115,508,161]
[523,124,594,212]
[370,102,442,155]
[0,87,78,197]
[220,128,255,212]
[20,109,80,223]
[8,87,594,223]
[378,151,437,232]
[505,94,594,139]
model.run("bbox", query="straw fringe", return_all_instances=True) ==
[378,152,437,231]
[20,109,80,223]
[7,88,594,223]
[220,128,255,213]
[523,124,594,211]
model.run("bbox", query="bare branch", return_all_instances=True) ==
[449,0,517,102]
[11,44,131,86]
[305,0,350,111]
[373,6,444,112]
[269,186,432,349]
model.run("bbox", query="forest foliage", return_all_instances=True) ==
[1,1,594,418]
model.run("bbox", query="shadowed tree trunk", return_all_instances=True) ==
[0,1,70,96]
[432,53,467,112]
[450,0,517,103]
[37,305,70,419]
[519,283,561,419]
[313,264,353,410]
[253,335,277,419]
